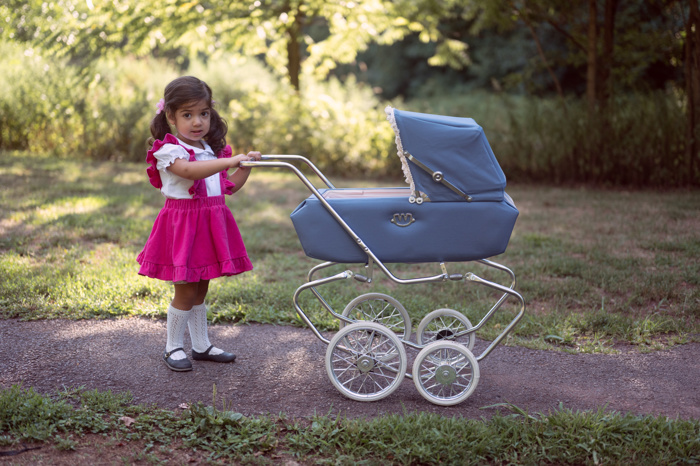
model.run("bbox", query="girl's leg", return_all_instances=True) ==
[172,281,202,311]
[188,280,236,363]
[165,305,190,359]
[187,279,215,353]
[163,282,201,372]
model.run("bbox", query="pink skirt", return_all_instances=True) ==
[137,196,253,283]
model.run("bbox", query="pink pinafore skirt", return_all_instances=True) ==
[137,195,253,283]
[138,137,252,283]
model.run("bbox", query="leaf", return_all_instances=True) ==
[545,334,565,343]
[119,416,136,427]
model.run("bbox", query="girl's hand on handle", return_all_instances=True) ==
[246,151,262,163]
[232,151,261,169]
[227,151,260,192]
[230,153,248,168]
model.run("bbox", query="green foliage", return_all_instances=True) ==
[181,403,278,459]
[0,41,162,161]
[0,0,467,90]
[2,386,699,464]
[191,59,399,177]
[2,40,695,185]
[0,385,113,441]
[407,91,696,186]
[0,43,397,176]
[470,0,685,94]
[288,407,700,465]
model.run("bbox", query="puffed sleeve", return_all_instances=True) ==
[217,145,237,195]
[154,143,191,171]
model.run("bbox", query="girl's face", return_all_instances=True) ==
[168,99,211,149]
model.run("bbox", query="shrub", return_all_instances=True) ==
[406,91,696,186]
[1,40,696,186]
[192,59,400,177]
[1,43,399,177]
[0,42,167,162]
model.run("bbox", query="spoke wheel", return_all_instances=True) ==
[340,293,411,340]
[416,308,475,351]
[325,322,407,402]
[413,341,480,406]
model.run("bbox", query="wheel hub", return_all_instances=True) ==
[356,355,376,373]
[436,329,455,340]
[435,364,457,385]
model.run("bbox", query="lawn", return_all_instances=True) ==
[1,150,699,464]
[1,151,698,352]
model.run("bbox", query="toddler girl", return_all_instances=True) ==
[137,76,261,372]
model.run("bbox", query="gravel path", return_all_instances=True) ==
[1,318,698,420]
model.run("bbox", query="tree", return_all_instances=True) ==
[472,1,685,98]
[683,0,700,182]
[0,0,471,91]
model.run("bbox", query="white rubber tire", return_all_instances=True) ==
[416,308,475,351]
[412,340,480,406]
[340,292,411,340]
[325,322,407,402]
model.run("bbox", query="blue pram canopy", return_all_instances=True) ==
[386,107,506,203]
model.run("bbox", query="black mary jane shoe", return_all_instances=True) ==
[163,348,193,372]
[192,345,237,363]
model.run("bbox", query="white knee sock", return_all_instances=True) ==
[188,303,223,355]
[165,305,190,360]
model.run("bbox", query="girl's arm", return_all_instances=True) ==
[168,153,250,180]
[227,151,261,194]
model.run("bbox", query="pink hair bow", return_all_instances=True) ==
[155,98,165,115]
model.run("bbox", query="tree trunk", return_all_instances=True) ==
[586,0,598,113]
[586,0,600,181]
[686,0,700,184]
[287,22,301,91]
[522,13,565,100]
[284,2,303,91]
[600,0,618,109]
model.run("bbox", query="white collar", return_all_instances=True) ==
[176,137,213,155]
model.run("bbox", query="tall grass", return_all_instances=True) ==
[1,40,695,186]
[0,41,398,177]
[407,92,695,186]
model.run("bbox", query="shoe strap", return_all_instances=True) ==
[165,347,186,358]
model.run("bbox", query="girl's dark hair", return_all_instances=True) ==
[148,76,228,155]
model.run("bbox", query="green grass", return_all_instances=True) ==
[1,152,699,463]
[1,150,699,352]
[1,385,698,465]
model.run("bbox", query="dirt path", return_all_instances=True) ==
[1,318,698,420]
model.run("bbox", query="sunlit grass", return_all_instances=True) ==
[1,150,699,351]
[20,196,108,224]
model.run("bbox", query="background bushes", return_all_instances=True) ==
[0,40,694,185]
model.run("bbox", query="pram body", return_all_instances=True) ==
[290,187,517,263]
[290,108,519,263]
[244,107,525,406]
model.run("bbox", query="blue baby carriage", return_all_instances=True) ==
[244,107,525,406]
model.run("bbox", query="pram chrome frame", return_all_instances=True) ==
[242,155,525,405]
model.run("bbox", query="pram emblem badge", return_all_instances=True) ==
[391,213,415,227]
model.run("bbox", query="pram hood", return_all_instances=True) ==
[386,106,506,203]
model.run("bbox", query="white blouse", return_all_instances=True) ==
[153,138,222,199]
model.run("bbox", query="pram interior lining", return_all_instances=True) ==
[321,188,409,199]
